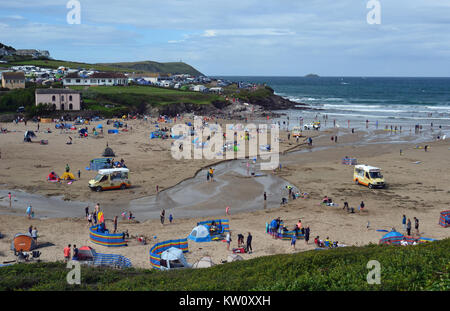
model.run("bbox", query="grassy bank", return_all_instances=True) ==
[1,239,448,291]
[0,85,225,117]
[73,85,224,111]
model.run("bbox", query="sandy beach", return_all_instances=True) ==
[0,118,449,268]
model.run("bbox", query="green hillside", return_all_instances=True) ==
[0,239,448,291]
[98,61,204,76]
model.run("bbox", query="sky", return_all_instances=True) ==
[0,0,449,76]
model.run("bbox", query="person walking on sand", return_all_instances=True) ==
[226,231,232,251]
[225,206,230,216]
[113,216,118,233]
[72,245,79,261]
[169,213,173,224]
[406,218,412,236]
[64,244,71,262]
[31,227,38,242]
[359,201,365,212]
[343,201,349,211]
[8,192,12,208]
[26,205,32,219]
[305,226,310,244]
[87,212,93,227]
[209,167,214,181]
[85,206,89,218]
[160,209,165,225]
[414,217,419,235]
[246,232,253,254]
[402,215,407,231]
[291,232,297,250]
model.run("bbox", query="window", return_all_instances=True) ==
[66,79,70,83]
[109,79,112,83]
[61,103,65,111]
[52,96,56,101]
[76,79,80,83]
[61,96,64,101]
[69,103,73,110]
[69,95,72,101]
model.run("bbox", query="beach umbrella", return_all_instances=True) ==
[96,124,103,129]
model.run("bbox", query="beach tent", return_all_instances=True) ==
[379,231,405,245]
[159,247,191,270]
[78,246,96,261]
[10,233,37,252]
[188,225,211,242]
[102,147,116,157]
[61,172,75,180]
[96,124,103,129]
[192,256,215,269]
[149,238,189,270]
[439,210,450,228]
[24,131,36,142]
[227,254,243,263]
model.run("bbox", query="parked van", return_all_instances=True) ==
[353,165,385,189]
[304,121,320,130]
[292,126,303,137]
[89,168,131,192]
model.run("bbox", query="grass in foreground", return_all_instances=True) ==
[0,239,448,291]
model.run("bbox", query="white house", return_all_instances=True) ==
[193,85,208,92]
[63,72,128,86]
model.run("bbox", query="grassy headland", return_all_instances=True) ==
[0,239,448,291]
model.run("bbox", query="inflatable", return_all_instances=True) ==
[89,225,128,247]
[47,172,60,182]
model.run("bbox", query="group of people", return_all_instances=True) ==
[314,236,339,248]
[159,209,174,225]
[63,244,79,262]
[235,232,253,253]
[28,225,38,241]
[227,231,252,254]
[402,215,420,236]
[268,217,311,249]
[342,200,365,213]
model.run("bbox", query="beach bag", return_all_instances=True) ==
[233,248,245,254]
